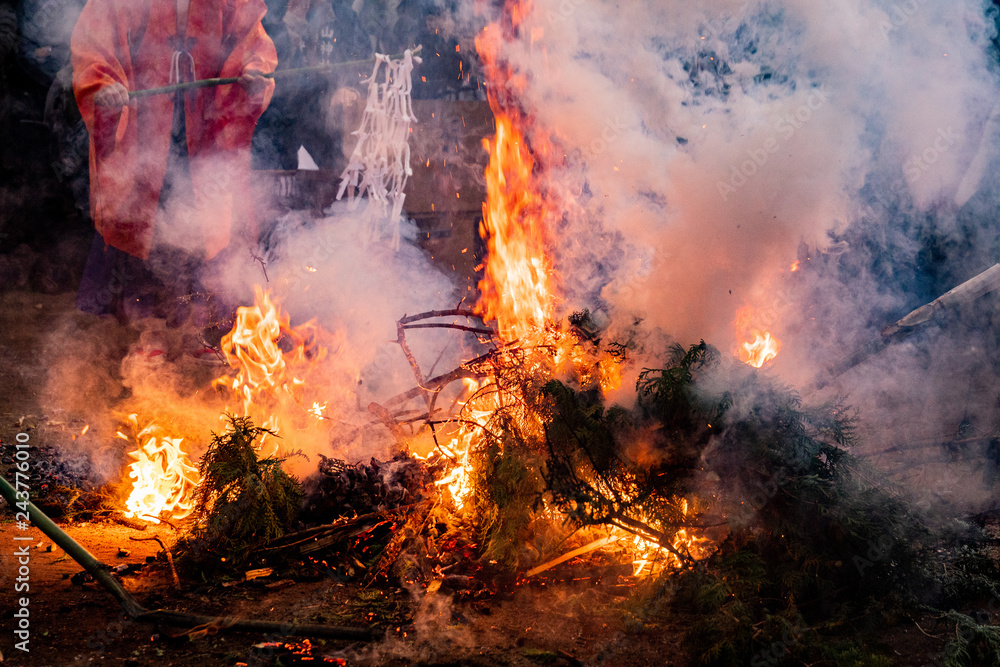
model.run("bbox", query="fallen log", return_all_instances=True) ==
[812,263,1000,390]
[0,473,373,641]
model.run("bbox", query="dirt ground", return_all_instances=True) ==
[0,287,695,666]
[0,518,692,667]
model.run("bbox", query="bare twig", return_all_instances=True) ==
[395,321,428,405]
[426,418,503,444]
[250,250,269,283]
[383,366,482,408]
[397,309,483,325]
[401,323,496,336]
[130,535,180,589]
[140,514,182,531]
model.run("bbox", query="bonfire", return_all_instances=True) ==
[4,2,1000,666]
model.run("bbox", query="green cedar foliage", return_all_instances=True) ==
[465,350,550,569]
[536,341,999,665]
[178,415,302,573]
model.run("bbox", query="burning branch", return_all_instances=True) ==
[393,309,496,409]
[382,366,483,408]
[524,535,619,578]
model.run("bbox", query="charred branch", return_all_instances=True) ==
[130,535,180,589]
[401,323,497,336]
[262,505,423,557]
[393,310,497,415]
[397,309,486,325]
[382,366,482,408]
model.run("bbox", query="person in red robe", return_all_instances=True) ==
[71,0,277,356]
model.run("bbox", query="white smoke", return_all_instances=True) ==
[464,0,1000,509]
[484,0,999,357]
[204,206,475,471]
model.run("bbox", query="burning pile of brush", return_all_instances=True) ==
[9,2,1000,665]
[110,5,796,586]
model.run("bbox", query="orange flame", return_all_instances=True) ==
[735,306,781,368]
[123,417,199,524]
[740,331,781,368]
[476,113,552,339]
[215,286,327,453]
[462,5,703,576]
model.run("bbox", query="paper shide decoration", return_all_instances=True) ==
[337,49,421,248]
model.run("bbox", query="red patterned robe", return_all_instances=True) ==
[71,0,277,260]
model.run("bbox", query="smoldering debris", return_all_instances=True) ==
[301,454,432,522]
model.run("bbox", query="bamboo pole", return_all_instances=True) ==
[0,472,145,616]
[130,46,421,99]
[0,473,373,641]
[811,262,1000,391]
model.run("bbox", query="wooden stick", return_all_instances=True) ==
[130,46,422,99]
[861,434,996,457]
[395,321,428,400]
[397,309,484,325]
[383,366,481,408]
[525,536,619,578]
[811,262,1000,391]
[130,535,180,589]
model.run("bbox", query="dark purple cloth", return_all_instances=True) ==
[75,231,213,326]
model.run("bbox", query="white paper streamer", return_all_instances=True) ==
[337,49,420,248]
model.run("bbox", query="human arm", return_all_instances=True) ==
[210,0,277,148]
[70,0,136,153]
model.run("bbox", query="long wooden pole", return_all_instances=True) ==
[0,473,373,641]
[811,262,1000,391]
[130,46,421,99]
[0,472,145,616]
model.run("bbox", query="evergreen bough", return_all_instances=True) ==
[179,415,302,573]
